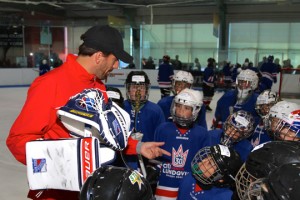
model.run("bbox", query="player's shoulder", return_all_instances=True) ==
[145,100,164,110]
[234,139,253,151]
[218,90,236,102]
[157,96,173,105]
[156,121,175,129]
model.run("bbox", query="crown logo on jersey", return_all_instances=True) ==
[172,145,189,168]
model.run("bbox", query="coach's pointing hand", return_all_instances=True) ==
[138,142,171,159]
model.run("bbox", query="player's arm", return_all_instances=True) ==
[123,137,170,159]
[211,98,223,129]
[6,78,62,165]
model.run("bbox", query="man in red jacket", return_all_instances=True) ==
[6,25,170,200]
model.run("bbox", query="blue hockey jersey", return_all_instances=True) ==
[259,61,278,91]
[213,90,259,129]
[154,122,211,200]
[248,123,272,148]
[177,173,233,200]
[210,129,253,162]
[124,100,165,169]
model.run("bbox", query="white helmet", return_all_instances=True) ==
[267,101,300,141]
[171,88,203,127]
[222,110,255,145]
[172,70,194,95]
[255,90,279,118]
[236,69,259,104]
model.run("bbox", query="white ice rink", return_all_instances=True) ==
[0,87,299,199]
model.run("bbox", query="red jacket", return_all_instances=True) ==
[6,54,138,199]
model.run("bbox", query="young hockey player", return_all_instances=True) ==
[157,70,207,129]
[202,57,216,111]
[258,55,278,92]
[157,55,174,99]
[124,71,166,170]
[177,145,243,200]
[235,140,300,200]
[210,110,255,161]
[248,89,278,147]
[266,100,300,141]
[154,88,212,200]
[212,69,260,129]
[246,162,300,200]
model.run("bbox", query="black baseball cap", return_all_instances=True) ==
[81,25,133,64]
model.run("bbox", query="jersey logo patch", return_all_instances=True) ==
[32,158,47,173]
[112,119,121,136]
[129,171,144,190]
[172,145,189,168]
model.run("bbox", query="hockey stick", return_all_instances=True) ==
[133,87,147,178]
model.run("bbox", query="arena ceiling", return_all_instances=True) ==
[1,0,300,26]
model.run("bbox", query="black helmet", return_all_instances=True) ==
[247,162,300,200]
[106,87,124,108]
[125,71,150,107]
[235,141,300,200]
[80,166,154,200]
[191,144,243,188]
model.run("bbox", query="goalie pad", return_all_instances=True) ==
[57,88,131,151]
[26,137,116,191]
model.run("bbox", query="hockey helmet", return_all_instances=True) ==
[171,88,203,128]
[191,144,243,188]
[247,162,300,200]
[222,110,255,146]
[255,90,279,118]
[172,70,194,95]
[235,141,300,200]
[267,101,300,141]
[107,87,124,108]
[80,166,154,200]
[236,69,258,104]
[125,71,150,107]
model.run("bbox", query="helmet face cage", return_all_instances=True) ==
[172,71,194,95]
[236,141,300,200]
[245,177,266,200]
[247,162,300,200]
[191,146,223,185]
[171,90,201,127]
[125,73,150,106]
[255,90,278,118]
[267,101,300,141]
[267,116,300,141]
[235,163,258,200]
[222,111,255,145]
[236,70,258,104]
